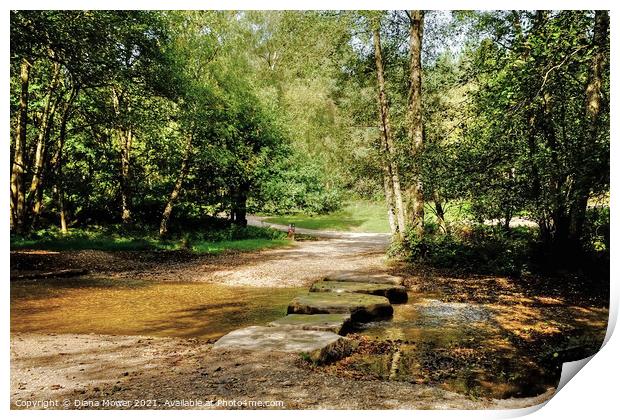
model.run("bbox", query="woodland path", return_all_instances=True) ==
[10,218,390,288]
[207,215,393,287]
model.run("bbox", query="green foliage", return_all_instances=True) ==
[12,229,171,252]
[583,206,610,252]
[253,156,344,215]
[397,209,609,279]
[189,238,290,254]
[10,10,352,236]
[191,225,287,242]
[9,10,610,268]
[456,11,609,244]
[299,352,313,363]
[396,226,533,277]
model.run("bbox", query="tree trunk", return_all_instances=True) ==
[231,183,249,227]
[52,183,68,234]
[382,155,398,237]
[407,10,425,237]
[389,150,406,236]
[112,87,133,225]
[235,188,248,227]
[10,58,30,234]
[585,11,608,126]
[52,84,80,234]
[119,126,133,225]
[567,10,609,244]
[503,209,512,233]
[432,190,447,234]
[58,184,68,234]
[552,209,571,253]
[159,133,194,237]
[28,61,61,227]
[372,26,406,238]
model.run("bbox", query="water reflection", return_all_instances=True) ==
[11,278,304,340]
[359,296,495,343]
[347,293,597,399]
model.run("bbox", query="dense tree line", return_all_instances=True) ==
[10,10,609,260]
[9,11,349,236]
[348,10,609,258]
[457,11,607,256]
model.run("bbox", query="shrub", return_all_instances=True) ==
[193,225,286,242]
[582,206,609,253]
[252,157,345,215]
[395,225,533,277]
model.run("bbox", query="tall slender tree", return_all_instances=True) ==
[372,19,406,238]
[159,132,193,237]
[10,58,30,233]
[406,10,425,236]
[28,60,61,227]
[568,10,610,243]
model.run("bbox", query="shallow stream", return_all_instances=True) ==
[11,278,304,340]
[11,279,602,399]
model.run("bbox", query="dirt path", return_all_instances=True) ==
[247,215,392,240]
[207,235,389,287]
[11,227,391,288]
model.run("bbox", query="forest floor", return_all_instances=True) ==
[10,224,609,410]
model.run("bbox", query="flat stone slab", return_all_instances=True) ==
[212,326,351,363]
[310,281,408,304]
[268,314,352,335]
[288,292,393,322]
[323,271,404,286]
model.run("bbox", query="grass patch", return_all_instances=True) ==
[11,225,291,254]
[263,199,476,234]
[263,200,390,233]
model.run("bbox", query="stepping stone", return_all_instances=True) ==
[288,292,393,322]
[212,326,351,363]
[323,271,404,286]
[268,314,352,335]
[309,280,408,304]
